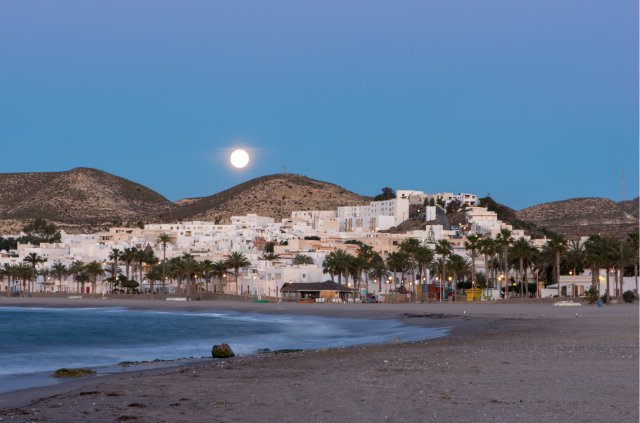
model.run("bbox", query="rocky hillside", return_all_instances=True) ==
[167,174,371,224]
[0,168,176,234]
[516,197,639,239]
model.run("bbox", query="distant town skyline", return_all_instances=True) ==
[0,1,637,210]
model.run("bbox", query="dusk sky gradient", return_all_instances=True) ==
[1,1,637,209]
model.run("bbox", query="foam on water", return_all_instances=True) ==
[0,307,450,381]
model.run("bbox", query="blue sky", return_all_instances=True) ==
[0,1,637,210]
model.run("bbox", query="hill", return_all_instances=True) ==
[515,197,639,240]
[168,174,372,224]
[0,168,176,234]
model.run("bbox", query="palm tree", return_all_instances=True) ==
[386,252,402,290]
[357,244,374,293]
[260,252,281,261]
[495,229,513,299]
[224,252,251,295]
[75,271,91,295]
[416,245,435,284]
[23,252,45,294]
[479,238,495,289]
[322,257,337,282]
[68,260,86,293]
[14,263,31,296]
[510,238,530,298]
[368,260,390,298]
[565,240,585,298]
[51,262,67,295]
[399,238,421,296]
[157,233,176,294]
[199,259,214,293]
[86,261,105,299]
[145,269,162,295]
[293,254,315,266]
[328,249,350,285]
[628,232,638,293]
[109,248,122,291]
[463,235,482,301]
[616,241,635,298]
[546,234,568,297]
[435,240,453,300]
[38,268,51,292]
[211,260,227,293]
[173,255,203,299]
[121,247,137,280]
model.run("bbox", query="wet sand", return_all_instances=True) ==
[0,297,638,422]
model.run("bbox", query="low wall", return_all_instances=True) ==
[6,292,277,302]
[496,297,588,304]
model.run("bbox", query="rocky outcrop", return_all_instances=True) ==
[516,197,639,239]
[211,343,235,358]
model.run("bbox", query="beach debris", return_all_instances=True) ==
[49,368,96,378]
[273,349,303,354]
[211,343,235,358]
[392,338,400,343]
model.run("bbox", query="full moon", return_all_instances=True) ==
[230,150,249,168]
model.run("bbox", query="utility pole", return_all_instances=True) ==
[620,170,626,202]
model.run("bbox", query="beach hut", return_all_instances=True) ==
[280,280,358,302]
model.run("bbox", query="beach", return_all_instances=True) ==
[0,297,637,422]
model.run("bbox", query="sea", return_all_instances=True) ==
[0,307,450,393]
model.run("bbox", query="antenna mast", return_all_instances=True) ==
[620,170,626,202]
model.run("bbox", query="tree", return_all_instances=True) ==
[616,241,635,299]
[479,238,496,289]
[425,226,437,244]
[628,232,639,293]
[224,252,251,295]
[328,249,350,285]
[109,248,122,291]
[495,229,513,299]
[86,261,105,298]
[463,235,482,301]
[265,242,276,253]
[369,260,390,297]
[23,252,45,294]
[200,260,214,293]
[357,243,374,294]
[416,246,435,284]
[400,238,421,296]
[156,233,176,294]
[122,247,138,280]
[145,269,162,295]
[21,218,61,245]
[293,254,314,266]
[68,260,86,293]
[50,262,67,295]
[446,199,462,214]
[75,271,91,295]
[173,255,203,299]
[546,234,568,297]
[510,238,532,298]
[211,260,227,293]
[304,236,321,241]
[260,252,281,261]
[435,240,453,300]
[565,240,585,298]
[322,257,337,282]
[374,187,396,202]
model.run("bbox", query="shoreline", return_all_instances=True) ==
[1,297,638,422]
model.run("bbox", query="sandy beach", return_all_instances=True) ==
[0,297,637,422]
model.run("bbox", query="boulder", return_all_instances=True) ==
[211,343,235,358]
[49,368,96,378]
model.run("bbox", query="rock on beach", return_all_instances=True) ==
[211,343,235,358]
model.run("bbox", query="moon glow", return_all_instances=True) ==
[230,150,249,168]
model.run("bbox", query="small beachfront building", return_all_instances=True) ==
[280,280,358,302]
